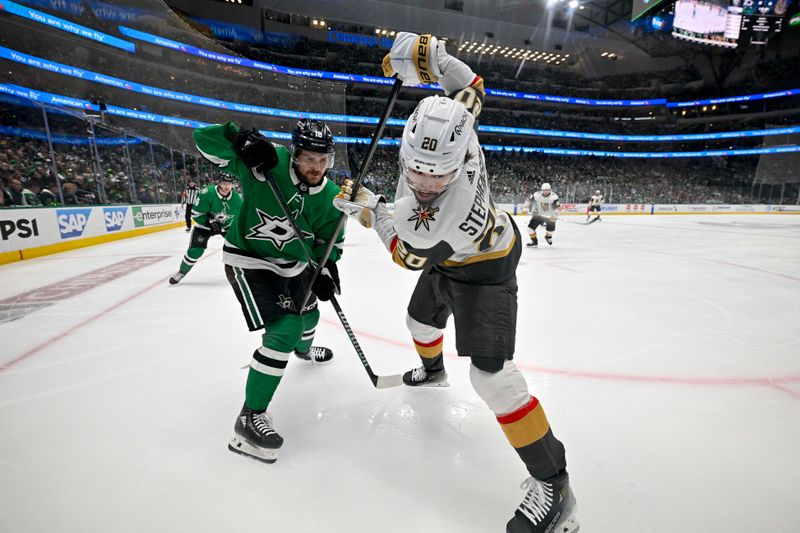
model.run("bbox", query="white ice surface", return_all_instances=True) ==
[1,215,799,533]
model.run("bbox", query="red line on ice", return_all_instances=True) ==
[318,317,800,396]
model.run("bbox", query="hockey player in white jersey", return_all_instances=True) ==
[526,183,559,247]
[333,32,578,533]
[587,189,603,221]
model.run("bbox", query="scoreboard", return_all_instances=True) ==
[735,0,789,44]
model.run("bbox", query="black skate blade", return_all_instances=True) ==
[228,438,278,464]
[403,378,450,388]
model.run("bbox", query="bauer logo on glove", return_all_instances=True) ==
[382,32,441,87]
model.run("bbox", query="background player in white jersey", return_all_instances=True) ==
[525,183,559,247]
[587,189,603,221]
[334,32,578,533]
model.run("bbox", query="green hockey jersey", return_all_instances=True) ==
[193,121,344,277]
[191,184,243,231]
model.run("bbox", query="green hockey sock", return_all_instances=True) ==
[179,247,204,275]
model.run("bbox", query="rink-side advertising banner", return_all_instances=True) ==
[131,205,182,228]
[0,204,185,253]
[503,203,800,216]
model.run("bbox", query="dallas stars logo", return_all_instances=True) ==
[277,294,295,311]
[246,208,297,249]
[408,205,439,231]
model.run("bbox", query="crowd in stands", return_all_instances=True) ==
[244,39,703,100]
[345,145,785,205]
[2,1,799,209]
[6,125,790,208]
[241,35,800,101]
[5,6,799,149]
[0,129,207,207]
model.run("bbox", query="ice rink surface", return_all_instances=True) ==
[1,214,799,533]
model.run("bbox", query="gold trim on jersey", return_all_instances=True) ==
[440,231,516,268]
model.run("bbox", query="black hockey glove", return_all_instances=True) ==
[232,128,279,173]
[312,260,340,302]
[208,215,223,234]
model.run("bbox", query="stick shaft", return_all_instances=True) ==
[263,172,393,388]
[299,78,403,311]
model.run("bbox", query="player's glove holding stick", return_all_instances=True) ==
[333,180,396,251]
[332,179,386,229]
[311,260,340,301]
[382,32,442,87]
[208,214,222,234]
[232,128,279,179]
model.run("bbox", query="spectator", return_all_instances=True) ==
[62,182,81,205]
[39,185,59,206]
[4,177,26,206]
[138,186,156,204]
[23,183,43,206]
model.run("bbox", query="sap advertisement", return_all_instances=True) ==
[0,204,184,253]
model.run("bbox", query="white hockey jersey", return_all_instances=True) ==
[529,191,560,216]
[589,194,603,206]
[389,132,519,284]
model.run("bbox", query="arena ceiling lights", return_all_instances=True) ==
[547,0,586,10]
[457,41,568,65]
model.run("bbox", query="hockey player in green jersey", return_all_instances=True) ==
[192,118,345,464]
[169,175,242,284]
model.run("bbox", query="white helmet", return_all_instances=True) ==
[595,189,601,194]
[400,96,474,202]
[541,183,552,191]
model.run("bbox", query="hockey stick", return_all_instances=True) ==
[263,170,403,389]
[570,217,600,226]
[298,77,403,312]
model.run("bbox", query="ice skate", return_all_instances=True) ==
[527,235,538,248]
[228,406,283,464]
[185,227,191,232]
[506,473,579,533]
[295,345,333,363]
[168,272,185,285]
[544,234,553,246]
[402,366,449,387]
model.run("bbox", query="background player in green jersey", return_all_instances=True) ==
[192,118,345,463]
[169,174,242,284]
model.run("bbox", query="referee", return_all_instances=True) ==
[180,179,200,231]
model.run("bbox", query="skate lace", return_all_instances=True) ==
[309,346,327,362]
[411,366,427,381]
[518,477,553,525]
[252,412,276,436]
